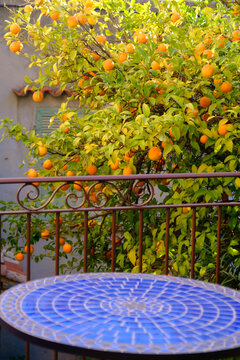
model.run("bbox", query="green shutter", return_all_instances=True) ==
[36,108,59,135]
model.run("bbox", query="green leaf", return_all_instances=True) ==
[142,103,150,117]
[225,140,233,153]
[235,178,240,188]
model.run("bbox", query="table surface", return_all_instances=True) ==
[1,273,240,359]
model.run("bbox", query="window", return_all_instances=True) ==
[35,108,60,136]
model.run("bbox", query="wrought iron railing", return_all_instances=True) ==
[0,172,239,360]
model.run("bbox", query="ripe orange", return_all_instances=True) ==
[182,207,190,214]
[96,35,106,44]
[187,107,198,117]
[116,104,122,113]
[41,229,50,239]
[195,43,205,55]
[38,145,47,156]
[59,122,70,133]
[220,81,232,93]
[201,64,214,78]
[24,245,34,254]
[124,152,131,162]
[73,181,82,190]
[232,30,240,41]
[137,32,148,43]
[203,49,213,58]
[66,170,75,176]
[59,237,65,245]
[88,15,97,25]
[151,61,161,70]
[216,35,227,48]
[117,53,128,63]
[63,243,72,253]
[24,4,33,12]
[28,168,38,178]
[10,23,21,34]
[102,59,114,71]
[110,160,120,170]
[88,219,96,228]
[233,5,239,15]
[54,216,63,225]
[218,123,233,135]
[9,41,23,53]
[200,96,211,108]
[50,11,60,20]
[157,43,167,52]
[87,164,97,175]
[77,12,88,24]
[43,159,53,170]
[169,127,175,138]
[203,34,213,45]
[148,146,162,161]
[61,184,69,191]
[125,43,135,53]
[171,13,180,23]
[123,166,132,175]
[32,91,44,102]
[67,16,78,28]
[91,52,100,61]
[213,89,221,98]
[200,135,208,144]
[16,253,24,261]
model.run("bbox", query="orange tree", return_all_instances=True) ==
[1,0,240,285]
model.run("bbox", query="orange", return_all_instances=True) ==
[102,59,114,71]
[43,159,53,170]
[91,52,100,61]
[218,123,233,136]
[169,127,175,138]
[67,16,78,28]
[63,243,72,253]
[125,43,135,53]
[10,23,21,34]
[24,245,34,254]
[201,64,214,78]
[148,146,162,161]
[28,168,38,178]
[202,113,210,122]
[161,140,173,148]
[16,253,24,261]
[200,135,208,144]
[77,13,88,24]
[117,53,128,63]
[96,35,106,44]
[203,49,213,58]
[61,184,69,191]
[157,43,167,52]
[59,237,65,245]
[32,91,44,102]
[137,32,148,43]
[24,4,33,12]
[88,15,97,25]
[220,81,232,93]
[116,104,122,113]
[73,181,82,190]
[216,35,227,48]
[50,11,60,20]
[87,164,97,175]
[203,34,213,46]
[41,229,50,239]
[59,123,70,133]
[123,166,132,175]
[110,160,120,170]
[200,96,211,108]
[124,152,131,162]
[88,219,96,228]
[194,43,205,55]
[187,107,198,117]
[38,145,47,156]
[151,61,161,70]
[182,207,190,214]
[66,170,75,176]
[9,41,23,53]
[213,89,221,98]
[233,5,239,15]
[171,13,180,23]
[232,30,240,41]
[54,216,63,225]
[214,78,222,85]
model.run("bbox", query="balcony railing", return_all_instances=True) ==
[0,172,239,360]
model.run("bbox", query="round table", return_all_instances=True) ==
[1,273,240,359]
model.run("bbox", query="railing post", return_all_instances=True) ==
[55,212,60,276]
[216,206,222,284]
[138,210,143,273]
[0,215,2,293]
[191,208,196,279]
[164,209,170,275]
[83,212,88,273]
[111,210,116,272]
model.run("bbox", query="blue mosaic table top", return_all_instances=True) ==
[1,273,240,358]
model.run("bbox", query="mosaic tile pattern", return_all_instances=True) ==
[1,273,240,357]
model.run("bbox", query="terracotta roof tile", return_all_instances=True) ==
[12,86,76,97]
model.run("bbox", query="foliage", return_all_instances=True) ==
[1,0,240,286]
